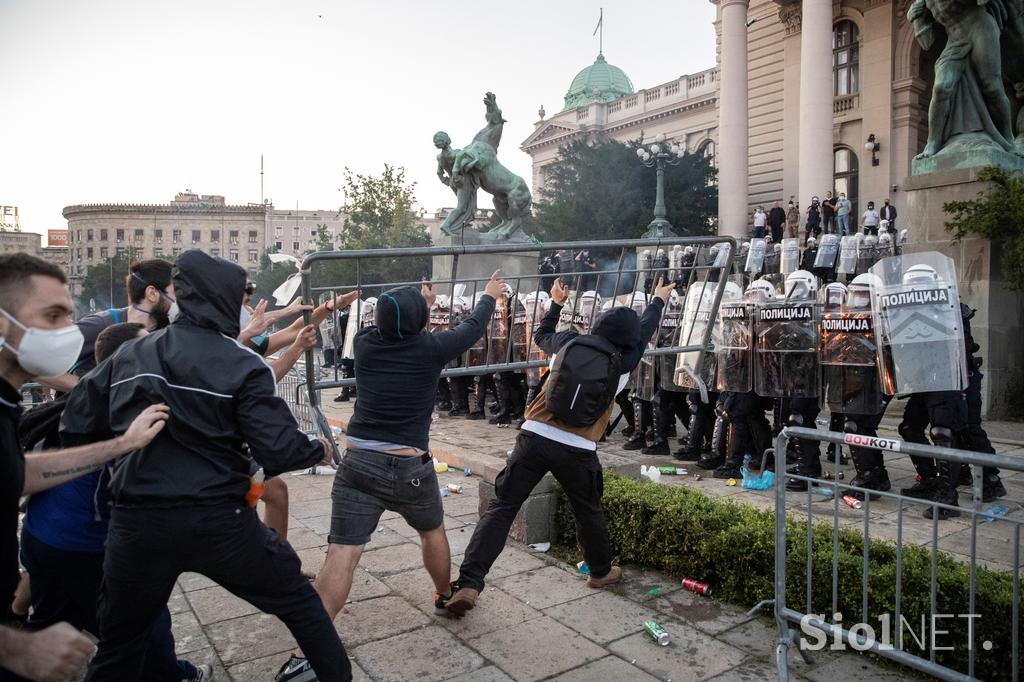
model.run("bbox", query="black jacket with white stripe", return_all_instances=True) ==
[61,250,324,507]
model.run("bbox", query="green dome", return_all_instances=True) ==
[562,53,634,111]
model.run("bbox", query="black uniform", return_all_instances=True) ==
[63,251,351,682]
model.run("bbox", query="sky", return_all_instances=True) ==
[0,0,717,235]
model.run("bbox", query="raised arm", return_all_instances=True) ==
[535,280,577,355]
[433,270,504,363]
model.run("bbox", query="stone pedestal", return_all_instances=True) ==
[903,167,1024,417]
[432,234,540,297]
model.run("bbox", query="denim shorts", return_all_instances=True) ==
[329,448,443,545]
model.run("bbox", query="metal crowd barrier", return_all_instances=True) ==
[296,236,738,460]
[19,382,51,409]
[769,426,1022,681]
[275,359,320,437]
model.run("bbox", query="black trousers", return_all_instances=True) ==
[86,505,350,682]
[846,409,889,471]
[457,432,611,591]
[19,531,192,682]
[899,391,963,482]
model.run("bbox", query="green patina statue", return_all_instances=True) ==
[434,93,532,241]
[909,0,1024,172]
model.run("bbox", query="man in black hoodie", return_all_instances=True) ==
[61,251,348,682]
[277,271,503,682]
[446,277,674,618]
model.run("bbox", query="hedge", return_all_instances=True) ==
[554,473,1017,681]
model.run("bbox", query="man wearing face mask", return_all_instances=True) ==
[0,254,170,682]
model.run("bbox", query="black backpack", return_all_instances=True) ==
[545,335,622,426]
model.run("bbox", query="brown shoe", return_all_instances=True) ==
[587,565,623,588]
[445,587,479,619]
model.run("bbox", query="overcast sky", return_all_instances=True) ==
[0,0,717,234]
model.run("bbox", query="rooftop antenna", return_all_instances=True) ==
[593,7,603,55]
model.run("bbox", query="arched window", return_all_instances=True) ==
[834,146,859,217]
[697,140,716,186]
[833,21,860,96]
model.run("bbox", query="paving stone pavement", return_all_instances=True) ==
[171,470,909,681]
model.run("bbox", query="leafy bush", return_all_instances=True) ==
[555,473,1017,680]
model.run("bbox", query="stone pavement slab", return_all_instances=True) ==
[547,654,661,681]
[492,565,595,610]
[607,629,748,681]
[543,591,664,644]
[467,616,608,681]
[353,626,484,681]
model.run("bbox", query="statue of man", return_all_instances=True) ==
[435,131,477,236]
[909,0,1020,158]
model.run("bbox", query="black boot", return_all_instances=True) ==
[642,398,670,455]
[923,481,960,519]
[696,413,727,469]
[849,467,892,501]
[713,426,744,479]
[983,469,1007,502]
[901,476,943,499]
[467,377,486,420]
[675,409,709,462]
[489,375,513,425]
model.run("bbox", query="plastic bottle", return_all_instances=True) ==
[245,468,265,507]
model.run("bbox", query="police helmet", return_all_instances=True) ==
[822,282,848,311]
[451,296,470,314]
[878,232,892,246]
[773,243,782,253]
[848,273,877,310]
[683,245,695,255]
[903,263,940,285]
[721,280,744,301]
[864,234,879,248]
[745,278,776,301]
[784,269,818,299]
[806,236,817,248]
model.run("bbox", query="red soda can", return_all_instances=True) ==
[681,577,712,596]
[842,495,862,510]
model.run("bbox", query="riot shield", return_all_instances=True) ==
[522,292,550,387]
[674,281,718,399]
[837,236,858,276]
[557,291,602,334]
[715,300,753,393]
[754,300,820,398]
[486,294,511,365]
[342,298,359,359]
[657,293,686,392]
[780,239,800,275]
[856,237,878,274]
[763,246,781,275]
[821,309,884,415]
[870,252,968,395]
[745,238,766,276]
[509,296,528,364]
[360,297,378,329]
[467,292,489,366]
[814,234,840,271]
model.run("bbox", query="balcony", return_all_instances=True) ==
[834,93,860,116]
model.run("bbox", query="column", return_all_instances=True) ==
[797,0,834,209]
[716,0,749,238]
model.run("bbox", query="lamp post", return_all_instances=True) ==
[636,132,683,238]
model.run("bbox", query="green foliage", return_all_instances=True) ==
[944,166,1024,291]
[534,139,717,242]
[77,252,136,310]
[310,165,432,296]
[250,250,295,309]
[555,473,1017,680]
[310,224,335,254]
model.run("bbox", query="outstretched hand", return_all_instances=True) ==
[484,270,505,300]
[421,281,437,309]
[550,279,569,306]
[331,290,360,311]
[654,277,676,304]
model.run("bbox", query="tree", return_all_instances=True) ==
[310,165,432,294]
[944,166,1024,291]
[534,139,718,242]
[251,249,296,308]
[77,251,138,311]
[309,224,335,254]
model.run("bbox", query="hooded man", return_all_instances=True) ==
[445,276,675,618]
[60,250,346,682]
[277,271,504,682]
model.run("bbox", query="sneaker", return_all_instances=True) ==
[434,591,452,616]
[333,392,349,403]
[587,565,623,588]
[446,586,479,619]
[641,439,670,456]
[185,664,213,682]
[275,655,314,682]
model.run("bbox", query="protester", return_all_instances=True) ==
[275,271,504,682]
[785,199,800,238]
[59,250,349,681]
[445,276,675,617]
[752,206,767,238]
[768,200,787,243]
[836,192,852,236]
[0,253,170,682]
[19,322,210,681]
[880,199,897,234]
[861,201,880,235]
[821,191,837,234]
[804,197,822,244]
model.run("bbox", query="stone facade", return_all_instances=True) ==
[0,230,43,256]
[266,208,346,257]
[62,192,268,293]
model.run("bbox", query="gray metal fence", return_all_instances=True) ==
[768,426,1021,681]
[296,236,739,459]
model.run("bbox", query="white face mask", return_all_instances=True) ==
[0,309,84,378]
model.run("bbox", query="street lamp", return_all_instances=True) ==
[636,132,684,238]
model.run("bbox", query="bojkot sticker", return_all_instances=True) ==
[843,433,902,452]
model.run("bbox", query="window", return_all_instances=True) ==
[211,230,220,243]
[86,247,94,259]
[229,249,239,262]
[77,248,82,259]
[154,229,163,243]
[248,231,257,243]
[154,247,163,257]
[116,247,126,258]
[191,230,201,244]
[293,225,300,234]
[248,268,258,278]
[229,230,239,245]
[116,229,125,243]
[211,248,220,257]
[100,229,108,241]
[697,140,716,187]
[87,229,94,241]
[134,229,144,242]
[834,146,860,218]
[100,247,109,259]
[292,241,300,252]
[275,225,283,235]
[77,230,82,241]
[173,230,181,243]
[833,21,860,96]
[248,249,258,263]
[275,241,283,251]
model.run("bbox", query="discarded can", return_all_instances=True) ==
[464,468,473,477]
[643,619,670,646]
[681,577,712,596]
[434,460,449,473]
[693,474,703,481]
[842,494,862,510]
[439,487,450,497]
[822,470,845,481]
[576,561,590,575]
[447,483,463,494]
